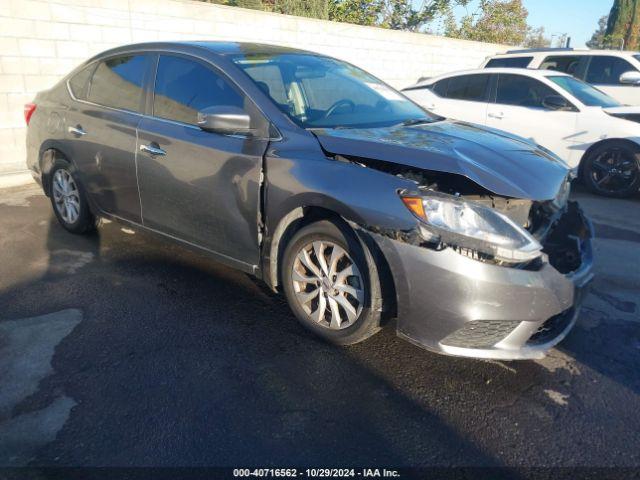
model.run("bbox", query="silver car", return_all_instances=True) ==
[25,42,594,360]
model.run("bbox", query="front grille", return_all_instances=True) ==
[441,320,521,349]
[528,308,575,345]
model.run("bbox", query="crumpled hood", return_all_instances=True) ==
[313,120,569,201]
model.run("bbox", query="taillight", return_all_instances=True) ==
[24,103,36,126]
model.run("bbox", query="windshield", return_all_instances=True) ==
[232,53,435,129]
[548,75,621,108]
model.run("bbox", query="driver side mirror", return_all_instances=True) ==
[197,106,253,136]
[542,95,572,111]
[619,71,640,86]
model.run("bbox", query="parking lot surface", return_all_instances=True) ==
[0,183,639,468]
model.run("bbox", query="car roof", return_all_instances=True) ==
[489,49,640,58]
[405,68,569,89]
[88,40,318,62]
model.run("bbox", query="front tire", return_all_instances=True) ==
[582,142,640,198]
[282,219,383,345]
[49,158,94,234]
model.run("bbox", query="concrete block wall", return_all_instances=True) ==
[0,0,508,177]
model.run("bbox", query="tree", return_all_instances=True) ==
[327,0,382,26]
[524,26,551,48]
[445,0,529,46]
[269,0,329,20]
[606,0,640,50]
[587,15,609,48]
[328,0,457,31]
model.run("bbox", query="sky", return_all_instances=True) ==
[425,0,612,48]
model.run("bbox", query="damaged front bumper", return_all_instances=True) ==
[370,201,594,360]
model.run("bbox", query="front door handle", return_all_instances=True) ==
[139,143,166,156]
[488,112,504,120]
[68,126,87,136]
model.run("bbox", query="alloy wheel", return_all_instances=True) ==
[52,169,81,224]
[291,240,364,330]
[589,148,639,195]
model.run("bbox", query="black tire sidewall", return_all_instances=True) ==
[582,142,640,198]
[49,158,94,234]
[282,219,382,345]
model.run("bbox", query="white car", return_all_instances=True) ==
[480,49,640,106]
[403,68,640,197]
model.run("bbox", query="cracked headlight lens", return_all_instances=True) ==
[402,194,542,263]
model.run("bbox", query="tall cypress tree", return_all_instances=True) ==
[605,0,640,50]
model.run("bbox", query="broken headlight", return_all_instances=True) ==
[401,193,542,263]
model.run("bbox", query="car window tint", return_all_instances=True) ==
[432,78,449,97]
[153,55,244,125]
[88,55,149,112]
[485,57,533,68]
[539,56,582,76]
[68,64,94,101]
[586,56,638,85]
[242,63,288,105]
[635,54,640,63]
[496,74,557,108]
[444,74,489,101]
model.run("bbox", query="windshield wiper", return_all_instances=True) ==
[400,118,433,127]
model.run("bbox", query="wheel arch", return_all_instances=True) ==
[38,141,76,197]
[265,203,398,321]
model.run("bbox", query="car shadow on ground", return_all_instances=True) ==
[0,186,638,469]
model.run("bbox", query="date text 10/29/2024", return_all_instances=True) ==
[233,469,401,478]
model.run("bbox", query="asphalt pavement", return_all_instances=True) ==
[0,183,639,470]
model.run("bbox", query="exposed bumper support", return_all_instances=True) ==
[367,203,594,360]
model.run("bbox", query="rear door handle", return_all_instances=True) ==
[139,143,166,156]
[488,112,504,120]
[68,126,87,136]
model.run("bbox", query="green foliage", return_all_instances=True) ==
[269,0,329,19]
[586,15,609,48]
[207,0,265,9]
[326,0,456,31]
[445,0,528,46]
[327,0,382,26]
[606,0,639,50]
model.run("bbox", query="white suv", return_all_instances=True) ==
[403,68,640,197]
[480,49,640,106]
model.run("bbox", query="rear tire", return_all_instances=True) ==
[49,158,95,234]
[282,219,383,345]
[582,141,640,198]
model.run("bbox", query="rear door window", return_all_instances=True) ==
[485,57,533,68]
[153,55,245,125]
[585,55,638,85]
[87,55,150,112]
[444,74,490,102]
[539,55,584,77]
[496,74,557,108]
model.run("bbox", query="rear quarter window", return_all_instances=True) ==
[485,57,533,68]
[432,78,449,97]
[68,65,94,101]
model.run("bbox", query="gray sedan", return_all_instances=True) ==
[25,41,593,359]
